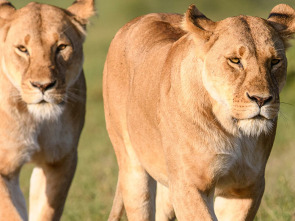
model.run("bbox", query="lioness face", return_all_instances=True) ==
[202,17,286,136]
[1,3,85,120]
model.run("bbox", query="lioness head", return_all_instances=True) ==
[0,0,95,120]
[183,4,295,136]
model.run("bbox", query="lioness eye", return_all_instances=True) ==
[17,45,28,53]
[271,59,281,66]
[229,58,240,64]
[57,44,67,52]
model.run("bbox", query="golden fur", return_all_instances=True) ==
[104,4,295,221]
[0,1,94,220]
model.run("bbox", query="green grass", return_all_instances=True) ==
[11,0,295,220]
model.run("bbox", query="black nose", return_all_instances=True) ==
[247,93,273,108]
[31,80,56,94]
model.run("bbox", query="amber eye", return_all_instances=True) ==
[271,59,281,66]
[17,45,28,53]
[57,44,67,52]
[229,58,240,64]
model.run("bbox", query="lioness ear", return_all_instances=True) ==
[0,0,16,20]
[68,0,95,23]
[267,4,295,47]
[182,5,217,55]
[182,5,216,40]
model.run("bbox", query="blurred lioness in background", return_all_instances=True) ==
[0,0,94,220]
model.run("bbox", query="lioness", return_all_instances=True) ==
[0,0,94,220]
[104,4,295,221]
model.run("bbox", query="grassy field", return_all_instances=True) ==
[12,0,295,220]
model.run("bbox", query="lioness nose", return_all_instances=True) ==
[247,93,273,108]
[31,80,56,94]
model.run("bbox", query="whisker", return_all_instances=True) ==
[278,110,289,121]
[64,91,85,104]
[67,89,87,98]
[67,87,85,92]
[280,102,294,106]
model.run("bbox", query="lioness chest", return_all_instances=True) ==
[33,119,77,164]
[0,112,76,175]
[214,135,270,190]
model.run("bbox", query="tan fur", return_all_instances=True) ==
[0,1,94,220]
[103,4,295,221]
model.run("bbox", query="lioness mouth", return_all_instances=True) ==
[233,115,270,122]
[37,100,65,105]
[39,100,47,104]
[252,115,266,120]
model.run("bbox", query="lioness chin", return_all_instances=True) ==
[104,4,295,221]
[0,1,94,220]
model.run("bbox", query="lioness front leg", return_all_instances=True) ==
[156,182,175,221]
[0,172,28,221]
[119,165,157,221]
[169,180,217,221]
[214,179,265,221]
[29,153,77,221]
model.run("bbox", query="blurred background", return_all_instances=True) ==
[13,0,295,220]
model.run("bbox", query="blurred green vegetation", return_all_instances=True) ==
[12,0,295,220]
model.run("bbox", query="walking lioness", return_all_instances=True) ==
[104,4,295,221]
[0,0,94,220]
